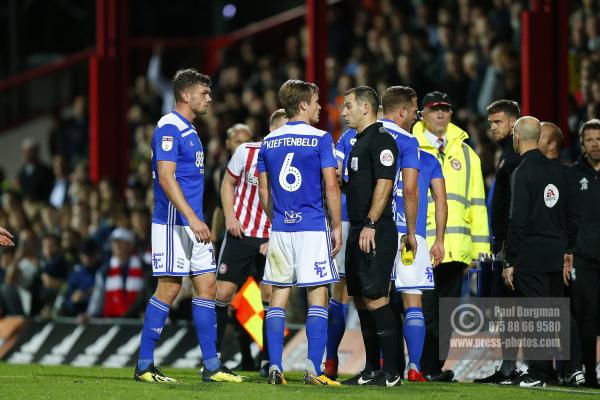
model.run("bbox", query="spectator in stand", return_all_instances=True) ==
[39,233,71,316]
[0,246,18,316]
[49,155,70,209]
[17,139,54,203]
[61,239,102,317]
[0,226,14,248]
[87,228,145,319]
[3,229,43,316]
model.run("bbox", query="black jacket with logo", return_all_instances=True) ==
[506,149,577,272]
[490,136,521,255]
[567,156,600,265]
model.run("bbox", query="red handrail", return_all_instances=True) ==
[0,48,94,93]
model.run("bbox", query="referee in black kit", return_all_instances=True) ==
[503,116,583,388]
[340,86,415,387]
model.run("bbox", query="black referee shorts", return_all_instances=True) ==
[345,218,398,299]
[216,233,268,285]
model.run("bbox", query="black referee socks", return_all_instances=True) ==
[371,304,399,376]
[357,309,380,374]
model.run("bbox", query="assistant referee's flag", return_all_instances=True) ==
[231,277,265,349]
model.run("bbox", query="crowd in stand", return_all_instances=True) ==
[0,0,598,322]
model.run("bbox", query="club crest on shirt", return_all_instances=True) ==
[543,184,559,208]
[580,177,588,190]
[380,149,394,166]
[219,263,228,274]
[351,157,359,171]
[162,136,174,151]
[451,159,462,170]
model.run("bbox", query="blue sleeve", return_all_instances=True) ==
[431,155,444,179]
[335,132,346,161]
[400,137,420,170]
[320,133,338,169]
[153,124,180,162]
[257,142,267,173]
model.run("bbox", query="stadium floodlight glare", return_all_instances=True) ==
[223,4,237,19]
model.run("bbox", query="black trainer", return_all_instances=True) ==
[374,373,402,387]
[518,374,545,388]
[341,370,377,385]
[259,361,270,378]
[559,369,585,387]
[473,367,507,384]
[427,370,454,382]
[498,370,523,385]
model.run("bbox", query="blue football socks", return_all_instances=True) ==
[266,307,286,372]
[138,296,169,371]
[326,299,347,360]
[306,306,328,375]
[404,307,425,371]
[192,297,220,371]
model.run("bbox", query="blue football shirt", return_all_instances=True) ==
[394,150,444,237]
[257,121,338,232]
[151,111,205,226]
[379,119,420,172]
[334,128,357,222]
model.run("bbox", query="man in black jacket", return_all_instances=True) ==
[474,100,521,384]
[568,119,600,387]
[503,116,582,388]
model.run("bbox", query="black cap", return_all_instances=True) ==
[422,91,453,109]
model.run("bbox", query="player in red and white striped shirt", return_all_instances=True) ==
[228,142,271,239]
[215,110,288,374]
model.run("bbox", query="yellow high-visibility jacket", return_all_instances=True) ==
[412,121,490,264]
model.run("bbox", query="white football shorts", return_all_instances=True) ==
[151,223,216,277]
[263,230,339,287]
[393,234,434,294]
[334,221,350,277]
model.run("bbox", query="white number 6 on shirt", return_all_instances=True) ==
[279,152,302,192]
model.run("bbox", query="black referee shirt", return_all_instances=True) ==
[506,149,577,272]
[490,136,520,254]
[345,122,398,224]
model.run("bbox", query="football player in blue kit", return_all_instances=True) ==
[323,126,356,379]
[257,79,342,386]
[135,69,241,383]
[382,86,447,382]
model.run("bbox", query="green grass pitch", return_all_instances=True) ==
[0,362,598,399]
